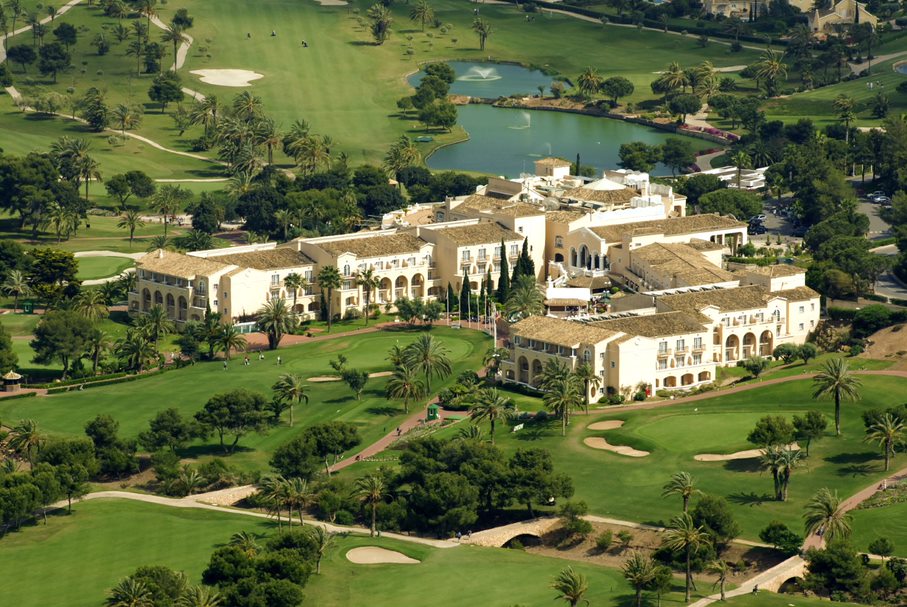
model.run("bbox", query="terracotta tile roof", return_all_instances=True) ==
[632,243,734,286]
[485,177,524,198]
[545,298,589,307]
[536,157,572,168]
[659,285,771,313]
[511,315,618,347]
[562,187,637,205]
[591,311,709,337]
[458,194,543,217]
[315,233,428,258]
[769,286,820,302]
[738,264,807,278]
[432,222,523,246]
[686,239,725,252]
[137,250,231,279]
[590,214,746,243]
[546,209,587,224]
[566,275,612,290]
[213,248,315,270]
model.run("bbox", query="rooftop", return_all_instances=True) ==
[536,157,572,168]
[457,194,544,218]
[315,233,428,258]
[633,242,735,286]
[592,310,709,337]
[770,286,820,302]
[213,248,315,270]
[737,264,807,278]
[511,315,618,348]
[546,209,587,224]
[432,222,523,246]
[561,187,637,205]
[590,214,746,243]
[658,285,769,313]
[138,249,232,280]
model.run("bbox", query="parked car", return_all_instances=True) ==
[878,196,892,207]
[867,190,886,201]
[791,225,807,237]
[748,224,766,235]
[750,214,767,223]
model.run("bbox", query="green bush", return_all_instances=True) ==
[595,530,613,551]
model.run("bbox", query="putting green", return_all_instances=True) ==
[75,256,134,281]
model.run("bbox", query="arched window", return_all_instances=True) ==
[343,264,351,276]
[570,248,577,267]
[555,236,564,248]
[583,350,592,363]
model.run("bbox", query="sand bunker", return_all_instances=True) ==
[346,547,420,564]
[190,69,263,87]
[587,420,625,431]
[308,371,393,383]
[314,0,348,5]
[695,442,800,462]
[583,437,649,458]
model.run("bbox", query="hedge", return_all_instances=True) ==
[27,372,130,390]
[827,307,857,322]
[43,372,162,394]
[0,391,38,402]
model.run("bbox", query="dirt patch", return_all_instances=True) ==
[190,69,263,87]
[587,420,625,431]
[346,547,419,564]
[308,371,393,382]
[583,437,649,458]
[527,521,783,583]
[861,324,907,370]
[695,443,799,462]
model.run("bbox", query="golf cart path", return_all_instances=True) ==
[147,13,205,101]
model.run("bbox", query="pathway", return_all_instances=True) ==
[61,490,458,549]
[849,50,907,74]
[695,149,725,171]
[147,13,205,101]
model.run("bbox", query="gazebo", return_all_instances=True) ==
[2,370,22,392]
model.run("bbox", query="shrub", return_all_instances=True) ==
[595,530,613,551]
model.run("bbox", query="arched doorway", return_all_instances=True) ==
[554,253,564,263]
[379,277,392,304]
[518,356,529,384]
[580,245,589,269]
[394,276,408,300]
[664,376,677,388]
[743,332,757,358]
[681,373,694,386]
[177,296,187,321]
[725,334,740,361]
[698,371,712,382]
[759,331,773,356]
[154,291,163,307]
[166,293,175,318]
[142,288,151,312]
[531,359,543,386]
[411,273,425,298]
[570,248,577,267]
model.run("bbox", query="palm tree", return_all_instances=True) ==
[662,471,701,514]
[117,209,145,248]
[115,329,157,372]
[403,333,452,392]
[85,328,112,375]
[8,419,43,466]
[256,298,294,350]
[409,0,434,32]
[232,90,264,122]
[708,560,731,601]
[284,476,312,526]
[482,346,509,380]
[803,487,852,542]
[256,116,281,166]
[272,373,309,427]
[544,374,584,437]
[111,104,142,134]
[106,577,153,607]
[318,265,341,332]
[384,135,421,177]
[356,268,380,325]
[551,566,589,607]
[505,275,544,319]
[576,66,603,99]
[307,526,335,574]
[283,272,305,316]
[468,388,514,444]
[754,49,788,97]
[812,358,862,436]
[658,61,688,95]
[258,475,290,531]
[160,22,184,71]
[7,0,22,34]
[176,586,221,607]
[77,154,102,203]
[367,3,392,45]
[354,474,385,537]
[177,465,203,496]
[141,304,174,343]
[865,413,905,472]
[663,513,711,603]
[730,150,751,190]
[833,94,856,144]
[777,447,803,502]
[622,551,656,607]
[760,444,785,501]
[74,289,109,322]
[215,324,246,360]
[2,269,31,312]
[135,0,157,30]
[189,95,220,138]
[573,362,601,413]
[281,119,311,161]
[273,209,292,242]
[385,364,426,414]
[152,185,191,236]
[228,531,259,556]
[146,235,171,252]
[472,16,491,51]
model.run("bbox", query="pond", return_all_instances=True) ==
[410,62,711,177]
[408,61,555,98]
[896,62,907,75]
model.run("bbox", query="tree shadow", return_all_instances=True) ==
[723,458,763,473]
[837,463,877,477]
[179,443,254,459]
[824,451,877,465]
[727,491,774,506]
[366,406,399,417]
[512,426,548,441]
[347,40,377,46]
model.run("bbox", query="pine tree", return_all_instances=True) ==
[459,273,472,317]
[496,239,510,302]
[446,282,457,311]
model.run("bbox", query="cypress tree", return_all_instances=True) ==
[520,238,535,278]
[496,238,510,301]
[446,282,457,311]
[459,273,472,316]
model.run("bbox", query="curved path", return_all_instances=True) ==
[74,250,142,285]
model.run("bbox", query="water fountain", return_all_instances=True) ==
[508,111,531,130]
[458,65,502,82]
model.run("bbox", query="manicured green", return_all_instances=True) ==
[0,499,273,607]
[446,375,907,540]
[75,256,133,281]
[851,502,907,557]
[724,592,864,607]
[0,213,189,253]
[0,326,490,470]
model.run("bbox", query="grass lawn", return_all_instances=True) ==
[0,499,273,607]
[75,256,134,281]
[0,326,490,471]
[433,375,907,541]
[850,502,907,557]
[724,593,863,607]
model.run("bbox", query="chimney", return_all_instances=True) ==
[158,249,164,259]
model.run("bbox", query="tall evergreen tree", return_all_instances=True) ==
[496,239,510,302]
[459,273,472,317]
[520,238,535,278]
[446,282,457,311]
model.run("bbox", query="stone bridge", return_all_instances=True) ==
[689,556,807,607]
[462,516,561,547]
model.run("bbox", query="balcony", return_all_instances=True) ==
[692,344,706,353]
[675,346,689,354]
[657,350,670,358]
